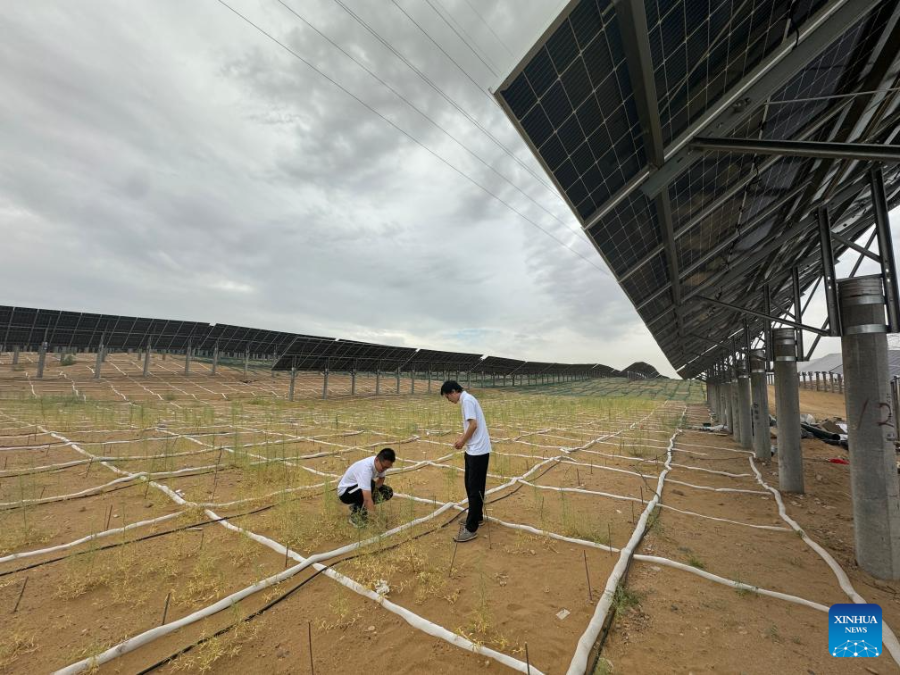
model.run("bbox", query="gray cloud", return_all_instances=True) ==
[0,0,678,375]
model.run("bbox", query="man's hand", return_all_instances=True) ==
[361,490,376,514]
[454,437,465,450]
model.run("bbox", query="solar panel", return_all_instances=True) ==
[0,305,637,378]
[496,0,900,377]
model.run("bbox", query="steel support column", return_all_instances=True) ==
[838,275,900,579]
[737,364,752,449]
[773,328,803,493]
[871,165,900,331]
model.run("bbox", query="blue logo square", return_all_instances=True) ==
[829,604,882,657]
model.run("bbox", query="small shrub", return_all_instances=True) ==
[60,354,77,366]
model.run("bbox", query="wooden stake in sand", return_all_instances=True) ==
[448,538,459,578]
[307,621,315,675]
[105,505,113,530]
[480,491,491,550]
[12,577,28,613]
[160,591,172,625]
[84,458,94,478]
[582,550,593,602]
[211,447,224,499]
[284,544,292,568]
[525,642,532,675]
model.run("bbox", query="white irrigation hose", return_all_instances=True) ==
[516,479,789,532]
[0,511,183,564]
[566,412,684,675]
[668,463,753,478]
[633,554,828,612]
[665,478,769,495]
[0,473,143,508]
[747,456,900,667]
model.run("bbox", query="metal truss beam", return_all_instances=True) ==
[616,0,684,336]
[692,137,900,163]
[694,295,830,335]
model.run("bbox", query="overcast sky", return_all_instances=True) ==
[1,1,897,378]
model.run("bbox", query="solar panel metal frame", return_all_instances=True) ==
[495,0,900,379]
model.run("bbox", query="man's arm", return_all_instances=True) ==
[360,489,376,514]
[374,476,385,488]
[454,419,477,450]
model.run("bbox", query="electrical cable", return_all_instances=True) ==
[277,0,590,254]
[214,0,611,277]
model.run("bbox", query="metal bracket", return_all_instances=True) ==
[817,206,843,336]
[694,295,830,335]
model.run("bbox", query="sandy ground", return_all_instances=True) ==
[2,366,897,674]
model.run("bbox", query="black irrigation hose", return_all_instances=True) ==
[0,489,329,578]
[0,466,228,513]
[132,460,562,673]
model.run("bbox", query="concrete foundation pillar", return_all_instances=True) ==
[322,368,329,400]
[395,369,401,394]
[184,342,192,376]
[12,346,19,366]
[730,375,741,443]
[36,342,47,379]
[289,367,297,402]
[211,344,219,376]
[351,370,357,396]
[837,374,843,394]
[737,365,752,449]
[143,343,152,377]
[243,348,249,375]
[774,328,803,493]
[466,371,471,387]
[411,371,416,395]
[375,370,381,395]
[427,370,432,393]
[94,345,103,380]
[838,275,900,579]
[749,350,770,461]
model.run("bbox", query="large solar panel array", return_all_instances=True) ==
[0,305,652,378]
[496,0,900,377]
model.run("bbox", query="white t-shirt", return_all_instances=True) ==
[460,390,491,456]
[337,456,386,496]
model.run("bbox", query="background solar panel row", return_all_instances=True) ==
[0,305,652,378]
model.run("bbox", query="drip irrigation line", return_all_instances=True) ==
[129,457,561,673]
[0,491,325,578]
[136,505,470,673]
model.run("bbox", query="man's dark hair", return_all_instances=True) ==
[377,447,396,463]
[440,380,463,395]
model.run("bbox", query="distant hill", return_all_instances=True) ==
[619,362,663,379]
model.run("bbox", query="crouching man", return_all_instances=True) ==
[337,447,395,527]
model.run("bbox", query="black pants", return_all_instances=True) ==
[464,452,490,532]
[338,482,393,515]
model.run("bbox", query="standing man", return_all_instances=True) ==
[440,380,491,542]
[337,447,395,527]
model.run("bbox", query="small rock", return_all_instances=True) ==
[366,625,376,632]
[556,609,570,620]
